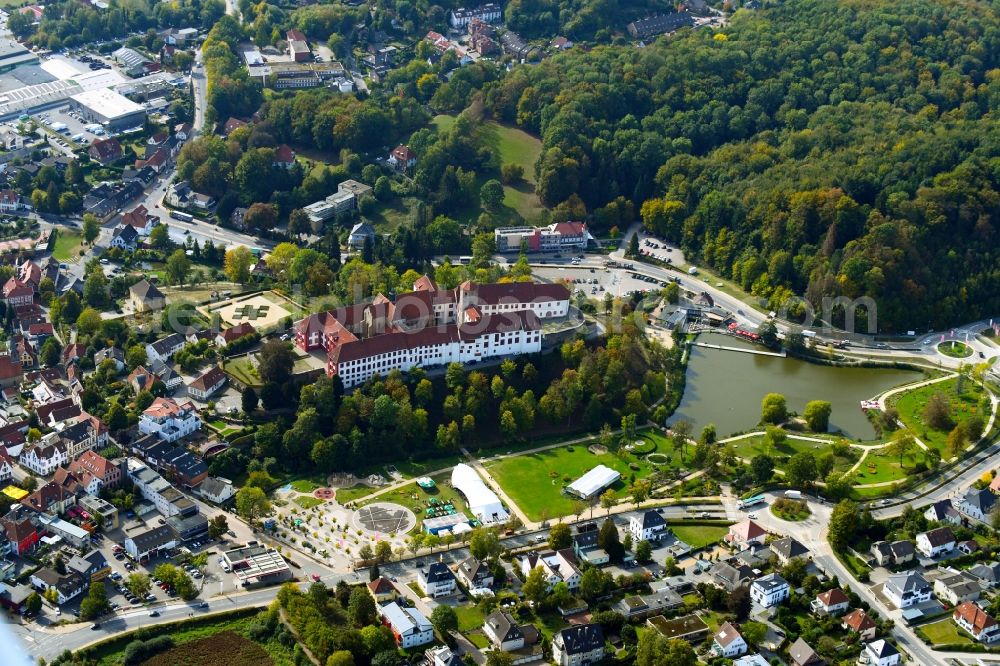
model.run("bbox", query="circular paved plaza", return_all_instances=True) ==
[352,502,416,536]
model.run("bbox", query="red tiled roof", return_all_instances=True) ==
[842,609,875,632]
[0,354,22,381]
[817,588,849,607]
[274,144,295,163]
[219,322,255,343]
[955,601,997,633]
[69,450,116,482]
[89,138,122,162]
[3,277,33,299]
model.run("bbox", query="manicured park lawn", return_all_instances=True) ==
[294,495,324,509]
[728,433,834,461]
[290,479,321,493]
[487,432,692,521]
[225,356,262,388]
[51,229,84,262]
[917,618,975,646]
[669,523,730,550]
[334,484,377,505]
[893,377,990,455]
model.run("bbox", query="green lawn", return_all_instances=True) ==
[487,432,693,521]
[368,196,422,233]
[728,433,835,462]
[294,495,325,509]
[225,356,262,388]
[668,523,730,550]
[352,471,473,533]
[454,603,487,632]
[51,229,84,262]
[938,341,973,358]
[893,377,990,456]
[335,484,378,505]
[290,479,321,493]
[917,618,975,646]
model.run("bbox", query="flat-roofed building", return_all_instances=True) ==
[0,39,39,73]
[70,89,146,132]
[223,542,292,587]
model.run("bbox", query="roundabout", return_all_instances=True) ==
[936,340,973,359]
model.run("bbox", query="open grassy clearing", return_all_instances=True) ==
[668,523,730,550]
[486,431,693,521]
[893,376,990,455]
[51,229,84,262]
[294,495,325,509]
[917,618,975,646]
[368,195,423,233]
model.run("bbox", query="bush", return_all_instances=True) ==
[123,635,175,665]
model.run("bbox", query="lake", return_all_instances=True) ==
[670,333,921,439]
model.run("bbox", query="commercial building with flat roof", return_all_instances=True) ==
[0,40,39,73]
[223,542,292,587]
[70,88,146,131]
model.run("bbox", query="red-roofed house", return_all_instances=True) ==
[388,145,416,171]
[0,189,24,214]
[216,322,256,347]
[725,519,767,548]
[811,588,850,616]
[2,278,33,307]
[954,601,1000,643]
[136,147,169,174]
[1,507,40,555]
[121,205,158,236]
[68,450,123,492]
[274,144,296,169]
[0,354,23,388]
[222,117,248,136]
[841,608,877,641]
[88,138,123,165]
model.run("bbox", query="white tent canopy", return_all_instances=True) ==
[567,464,621,499]
[451,463,509,524]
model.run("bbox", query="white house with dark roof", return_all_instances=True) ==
[456,555,493,591]
[933,568,981,606]
[628,509,667,542]
[916,526,956,558]
[483,610,528,651]
[924,498,962,526]
[145,333,185,364]
[884,570,931,609]
[862,640,900,666]
[750,573,789,608]
[959,487,996,522]
[520,550,580,591]
[552,623,604,666]
[417,562,457,598]
[379,601,433,648]
[968,562,1000,589]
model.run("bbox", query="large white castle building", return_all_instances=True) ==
[295,276,570,388]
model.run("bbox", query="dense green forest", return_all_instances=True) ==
[481,0,1000,329]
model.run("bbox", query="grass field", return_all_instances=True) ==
[727,433,839,466]
[225,356,262,388]
[51,229,84,262]
[893,377,990,455]
[294,495,325,509]
[290,479,321,493]
[368,196,422,232]
[917,618,975,646]
[142,630,274,666]
[486,432,692,521]
[335,484,378,505]
[454,602,488,632]
[669,523,730,550]
[433,114,546,223]
[352,471,471,531]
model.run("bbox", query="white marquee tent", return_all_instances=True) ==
[566,464,621,499]
[451,463,509,525]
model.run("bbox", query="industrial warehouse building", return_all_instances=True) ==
[70,88,146,131]
[0,39,39,74]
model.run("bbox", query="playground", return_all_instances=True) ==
[199,291,300,329]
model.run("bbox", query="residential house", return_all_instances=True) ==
[94,347,125,372]
[367,576,399,604]
[883,570,932,609]
[870,540,914,567]
[725,519,767,549]
[924,499,962,526]
[274,144,296,169]
[626,12,695,40]
[0,354,22,389]
[968,562,1000,589]
[959,487,996,521]
[124,524,177,560]
[789,637,824,666]
[862,640,900,666]
[771,536,810,565]
[20,441,68,476]
[79,495,119,530]
[628,509,668,543]
[710,560,755,591]
[1,506,40,555]
[417,562,457,598]
[128,366,157,393]
[229,207,247,230]
[138,397,201,443]
[68,450,122,491]
[215,322,255,347]
[456,556,494,591]
[841,608,877,641]
[552,623,604,666]
[953,601,1000,643]
[150,359,182,393]
[3,278,33,308]
[614,588,684,620]
[197,477,235,504]
[21,482,76,515]
[933,569,981,605]
[187,366,227,401]
[110,224,140,251]
[30,568,85,605]
[733,657,770,666]
[0,451,12,484]
[0,190,23,214]
[483,611,528,651]
[348,222,376,250]
[917,527,956,558]
[735,543,772,568]
[520,550,581,591]
[572,528,609,566]
[379,602,433,648]
[129,279,165,312]
[88,138,123,165]
[959,539,981,556]
[145,333,185,364]
[388,145,416,170]
[712,622,748,658]
[425,646,462,666]
[750,573,790,608]
[121,205,158,236]
[812,588,850,616]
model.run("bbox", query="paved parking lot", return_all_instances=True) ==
[533,264,673,299]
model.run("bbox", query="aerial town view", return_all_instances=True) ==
[0,0,995,664]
